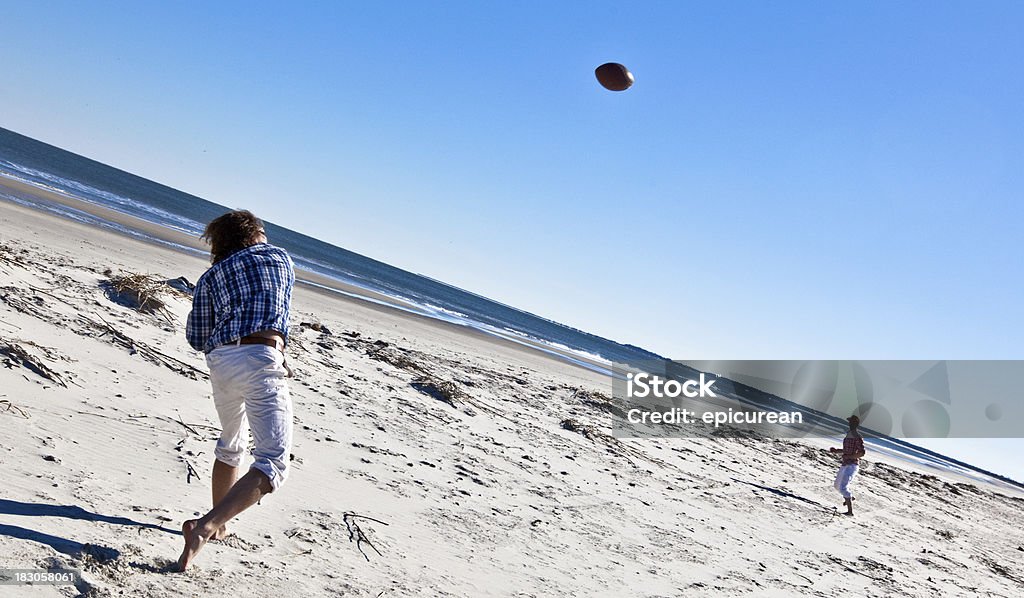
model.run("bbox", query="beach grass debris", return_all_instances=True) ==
[411,375,464,407]
[572,388,628,419]
[81,314,208,380]
[342,512,388,562]
[300,320,332,335]
[559,418,606,441]
[365,340,422,372]
[559,418,670,469]
[0,244,32,270]
[102,272,190,322]
[0,339,69,387]
[0,286,53,321]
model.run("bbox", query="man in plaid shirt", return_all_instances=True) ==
[177,210,295,571]
[830,414,866,516]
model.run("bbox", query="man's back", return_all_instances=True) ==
[186,243,295,354]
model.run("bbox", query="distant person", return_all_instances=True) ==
[177,210,295,571]
[829,414,866,516]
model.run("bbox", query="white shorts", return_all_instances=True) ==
[834,464,858,499]
[206,344,293,491]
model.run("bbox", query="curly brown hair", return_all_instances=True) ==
[201,210,266,264]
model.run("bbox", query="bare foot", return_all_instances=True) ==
[212,526,229,541]
[176,519,214,571]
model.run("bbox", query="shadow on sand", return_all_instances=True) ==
[0,498,180,534]
[0,498,181,561]
[731,477,834,512]
[0,522,120,560]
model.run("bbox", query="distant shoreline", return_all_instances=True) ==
[0,172,615,375]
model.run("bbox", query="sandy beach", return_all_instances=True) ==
[1,194,1023,597]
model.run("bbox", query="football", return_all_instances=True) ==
[595,62,634,91]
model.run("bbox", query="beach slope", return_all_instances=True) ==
[1,198,1023,597]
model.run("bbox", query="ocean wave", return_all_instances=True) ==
[0,160,204,235]
[0,191,205,258]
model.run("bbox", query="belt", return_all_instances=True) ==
[233,335,285,351]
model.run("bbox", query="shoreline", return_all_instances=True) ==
[0,172,614,376]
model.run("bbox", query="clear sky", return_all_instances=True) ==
[2,3,1022,477]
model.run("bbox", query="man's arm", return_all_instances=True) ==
[186,279,212,352]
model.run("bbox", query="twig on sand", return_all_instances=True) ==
[171,413,220,439]
[175,411,201,437]
[343,512,388,561]
[1,398,29,418]
[183,459,201,484]
[0,318,21,331]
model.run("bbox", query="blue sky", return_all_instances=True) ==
[2,3,1022,476]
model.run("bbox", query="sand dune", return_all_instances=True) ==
[1,198,1023,597]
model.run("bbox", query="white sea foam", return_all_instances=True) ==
[0,191,205,258]
[0,160,204,235]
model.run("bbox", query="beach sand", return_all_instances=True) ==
[1,194,1023,597]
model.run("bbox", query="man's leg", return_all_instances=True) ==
[211,459,241,540]
[178,347,247,569]
[177,468,272,571]
[177,346,292,571]
[208,353,249,541]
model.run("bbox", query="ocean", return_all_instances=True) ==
[0,127,661,374]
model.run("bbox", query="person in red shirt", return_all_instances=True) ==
[829,414,866,516]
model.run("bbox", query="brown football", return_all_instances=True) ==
[595,62,634,92]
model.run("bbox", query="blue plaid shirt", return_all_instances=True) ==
[186,243,295,354]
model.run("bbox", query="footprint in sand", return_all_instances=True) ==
[212,534,261,552]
